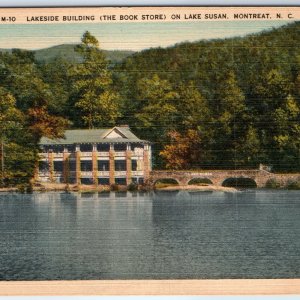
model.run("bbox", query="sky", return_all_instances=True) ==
[0,20,292,51]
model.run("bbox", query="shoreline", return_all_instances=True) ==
[156,184,238,192]
[0,183,238,193]
[0,183,299,193]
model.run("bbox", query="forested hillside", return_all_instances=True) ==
[115,21,300,171]
[0,22,299,187]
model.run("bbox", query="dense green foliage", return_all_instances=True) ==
[0,49,69,187]
[115,22,300,171]
[68,31,121,128]
[0,23,300,187]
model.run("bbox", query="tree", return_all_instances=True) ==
[0,88,35,187]
[272,94,300,171]
[175,81,211,129]
[135,74,178,141]
[70,31,121,128]
[133,74,179,168]
[0,49,70,142]
[237,126,263,168]
[26,106,70,143]
[211,71,248,168]
[2,51,52,111]
[38,57,73,116]
[160,130,203,170]
[0,50,70,186]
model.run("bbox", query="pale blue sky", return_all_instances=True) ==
[0,20,292,51]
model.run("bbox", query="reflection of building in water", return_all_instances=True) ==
[37,126,151,185]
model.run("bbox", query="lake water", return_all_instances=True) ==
[0,190,299,280]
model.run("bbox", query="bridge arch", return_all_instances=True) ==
[153,178,180,187]
[222,177,257,188]
[187,178,213,185]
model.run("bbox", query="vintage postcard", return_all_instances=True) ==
[0,6,300,296]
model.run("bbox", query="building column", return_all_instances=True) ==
[76,146,81,185]
[109,145,115,185]
[143,144,150,182]
[126,144,132,185]
[48,152,54,182]
[92,144,98,185]
[63,150,70,184]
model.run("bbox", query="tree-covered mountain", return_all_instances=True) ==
[0,44,135,64]
[115,21,300,171]
[34,44,135,64]
[0,22,300,188]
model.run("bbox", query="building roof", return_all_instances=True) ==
[40,127,149,145]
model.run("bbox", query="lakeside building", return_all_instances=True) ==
[37,126,152,185]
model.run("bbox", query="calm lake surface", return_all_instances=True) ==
[0,190,299,280]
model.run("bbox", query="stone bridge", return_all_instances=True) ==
[149,170,300,188]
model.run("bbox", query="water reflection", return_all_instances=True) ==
[150,190,300,278]
[80,192,96,199]
[153,190,179,198]
[0,190,299,280]
[115,191,127,198]
[98,191,111,198]
[188,190,213,197]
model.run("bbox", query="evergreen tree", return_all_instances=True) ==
[69,31,121,129]
[211,71,248,168]
[159,82,213,169]
[272,94,300,171]
[175,81,210,129]
[135,74,178,140]
[38,57,73,116]
[134,74,178,168]
[238,126,262,168]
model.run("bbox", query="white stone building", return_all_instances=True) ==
[38,126,151,185]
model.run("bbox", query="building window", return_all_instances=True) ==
[115,160,126,171]
[52,145,64,153]
[81,178,94,185]
[132,159,137,171]
[80,144,93,152]
[53,161,63,172]
[39,161,49,172]
[43,146,53,152]
[65,145,76,152]
[80,160,93,171]
[131,177,138,183]
[98,178,110,185]
[97,144,110,152]
[114,144,127,151]
[98,160,109,171]
[115,178,127,185]
[131,177,144,184]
